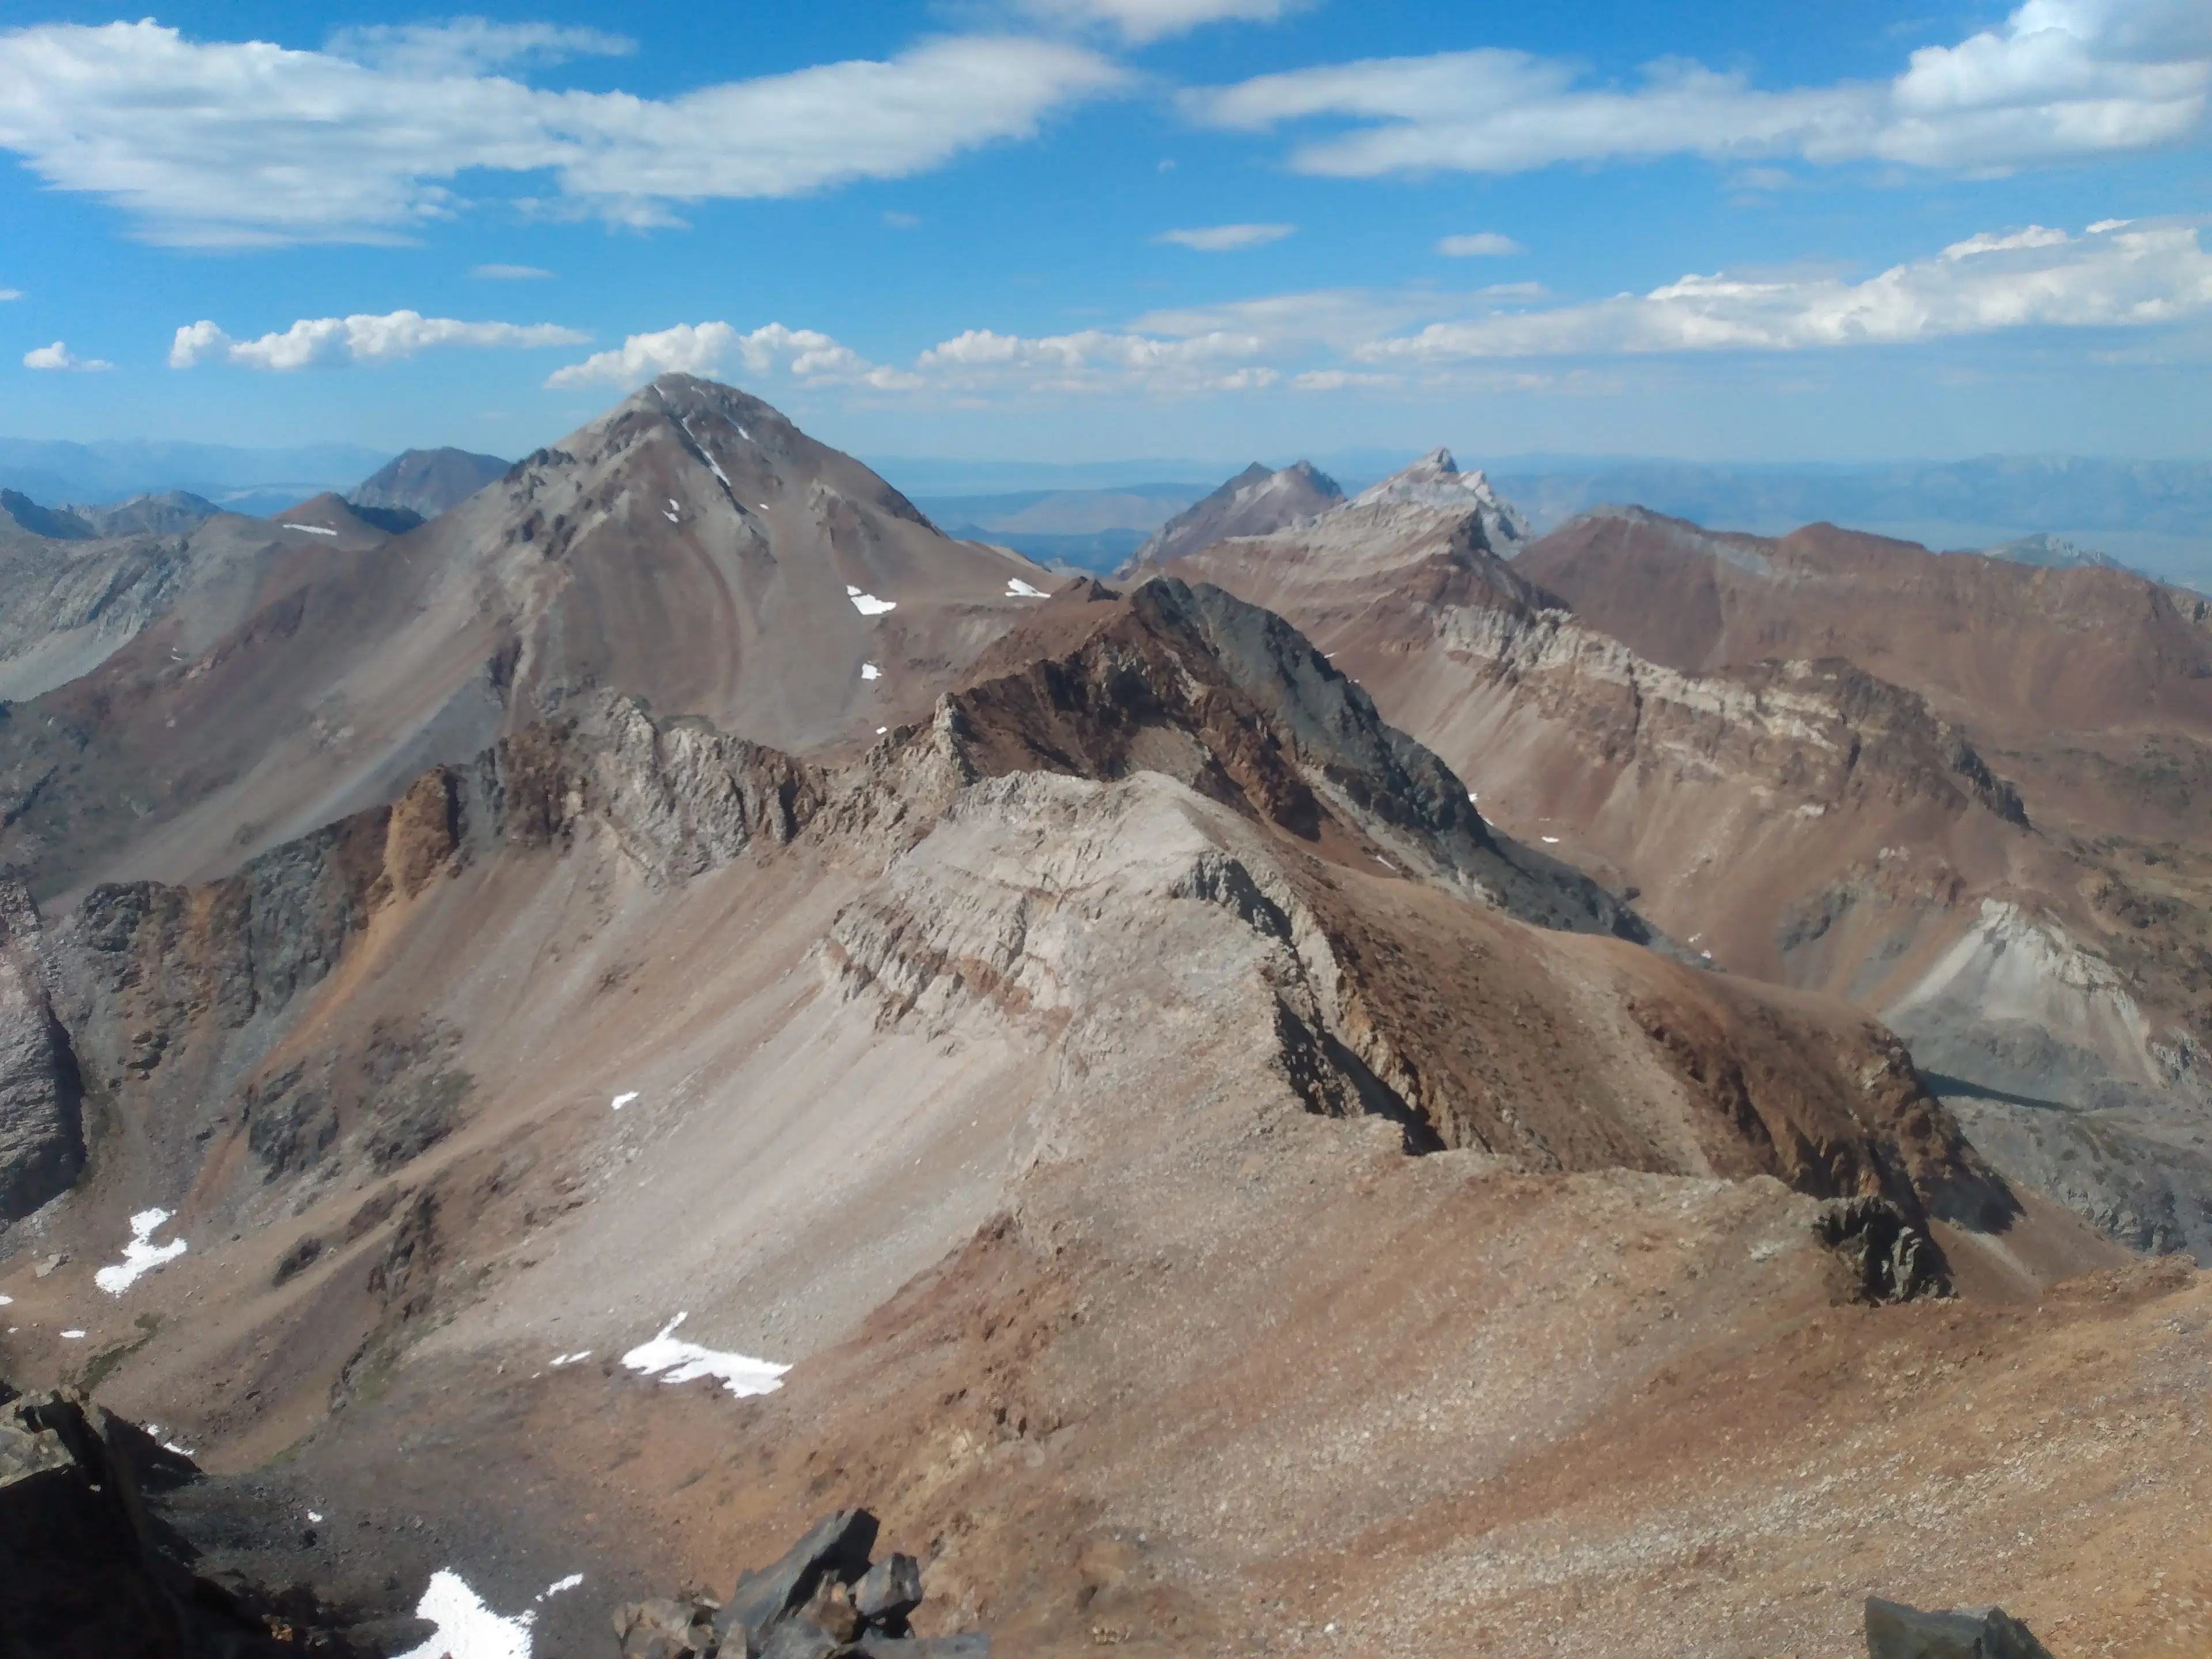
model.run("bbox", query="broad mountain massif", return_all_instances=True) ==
[1,377,2205,1659]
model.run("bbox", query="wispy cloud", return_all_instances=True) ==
[1156,222,1295,250]
[1352,220,2212,361]
[1184,0,2212,177]
[23,340,111,371]
[0,24,1127,245]
[1019,0,1312,45]
[172,310,588,369]
[324,18,635,77]
[0,288,20,301]
[883,210,922,229]
[471,263,554,280]
[1437,232,1525,256]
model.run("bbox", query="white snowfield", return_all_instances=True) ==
[846,585,897,616]
[96,1209,188,1295]
[621,1312,789,1397]
[392,1571,536,1659]
[861,662,881,681]
[1006,578,1046,598]
[611,1092,638,1111]
[285,524,339,536]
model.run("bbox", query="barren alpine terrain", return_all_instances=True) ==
[3,380,2206,1659]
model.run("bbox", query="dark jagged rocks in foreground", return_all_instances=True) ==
[615,1508,987,1658]
[1867,1594,2055,1658]
[0,1382,368,1658]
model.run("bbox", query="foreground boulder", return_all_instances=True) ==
[615,1508,986,1658]
[1868,1595,2055,1658]
[0,1383,361,1658]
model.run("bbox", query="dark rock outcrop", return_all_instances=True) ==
[0,1385,363,1658]
[615,1508,986,1658]
[0,881,84,1221]
[1817,1197,1944,1303]
[1866,1594,2054,1657]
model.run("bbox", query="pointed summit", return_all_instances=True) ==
[1351,448,1530,548]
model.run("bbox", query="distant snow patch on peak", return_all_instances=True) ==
[611,1092,638,1111]
[679,416,736,491]
[539,1574,584,1602]
[861,662,881,680]
[1006,577,1047,597]
[550,1350,592,1367]
[622,1312,788,1397]
[61,1330,86,1339]
[392,1570,536,1659]
[847,585,897,615]
[96,1208,188,1295]
[285,522,340,536]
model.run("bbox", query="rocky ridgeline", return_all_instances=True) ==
[615,1508,986,1658]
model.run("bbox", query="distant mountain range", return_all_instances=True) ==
[0,435,392,518]
[889,452,2212,585]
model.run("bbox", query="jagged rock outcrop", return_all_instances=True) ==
[0,882,82,1222]
[1866,1595,2054,1658]
[613,1509,985,1658]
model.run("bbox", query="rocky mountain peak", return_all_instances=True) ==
[1124,459,1347,570]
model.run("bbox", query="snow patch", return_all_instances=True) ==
[611,1092,638,1111]
[0,1295,11,1306]
[550,1350,592,1367]
[284,523,339,536]
[61,1330,85,1340]
[876,726,888,735]
[538,1575,584,1603]
[621,1313,788,1397]
[392,1571,536,1659]
[308,1511,324,1524]
[1540,836,1560,844]
[96,1209,187,1296]
[845,585,896,616]
[860,662,881,681]
[664,511,679,523]
[1006,578,1046,598]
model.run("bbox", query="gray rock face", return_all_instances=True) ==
[0,882,83,1222]
[1866,1595,2054,1658]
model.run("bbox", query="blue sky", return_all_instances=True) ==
[1,0,2208,464]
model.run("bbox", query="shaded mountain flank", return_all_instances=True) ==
[1122,461,1343,571]
[1168,474,2212,1260]
[348,446,512,524]
[0,380,2203,1659]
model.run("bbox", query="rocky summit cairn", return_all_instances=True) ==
[1867,1594,2056,1658]
[613,1508,986,1658]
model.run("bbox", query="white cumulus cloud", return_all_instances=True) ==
[171,310,588,369]
[1351,219,2212,361]
[546,321,919,390]
[0,23,1127,245]
[1184,0,2212,177]
[0,287,20,301]
[1156,222,1295,250]
[1437,232,1525,256]
[23,340,111,370]
[471,263,554,280]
